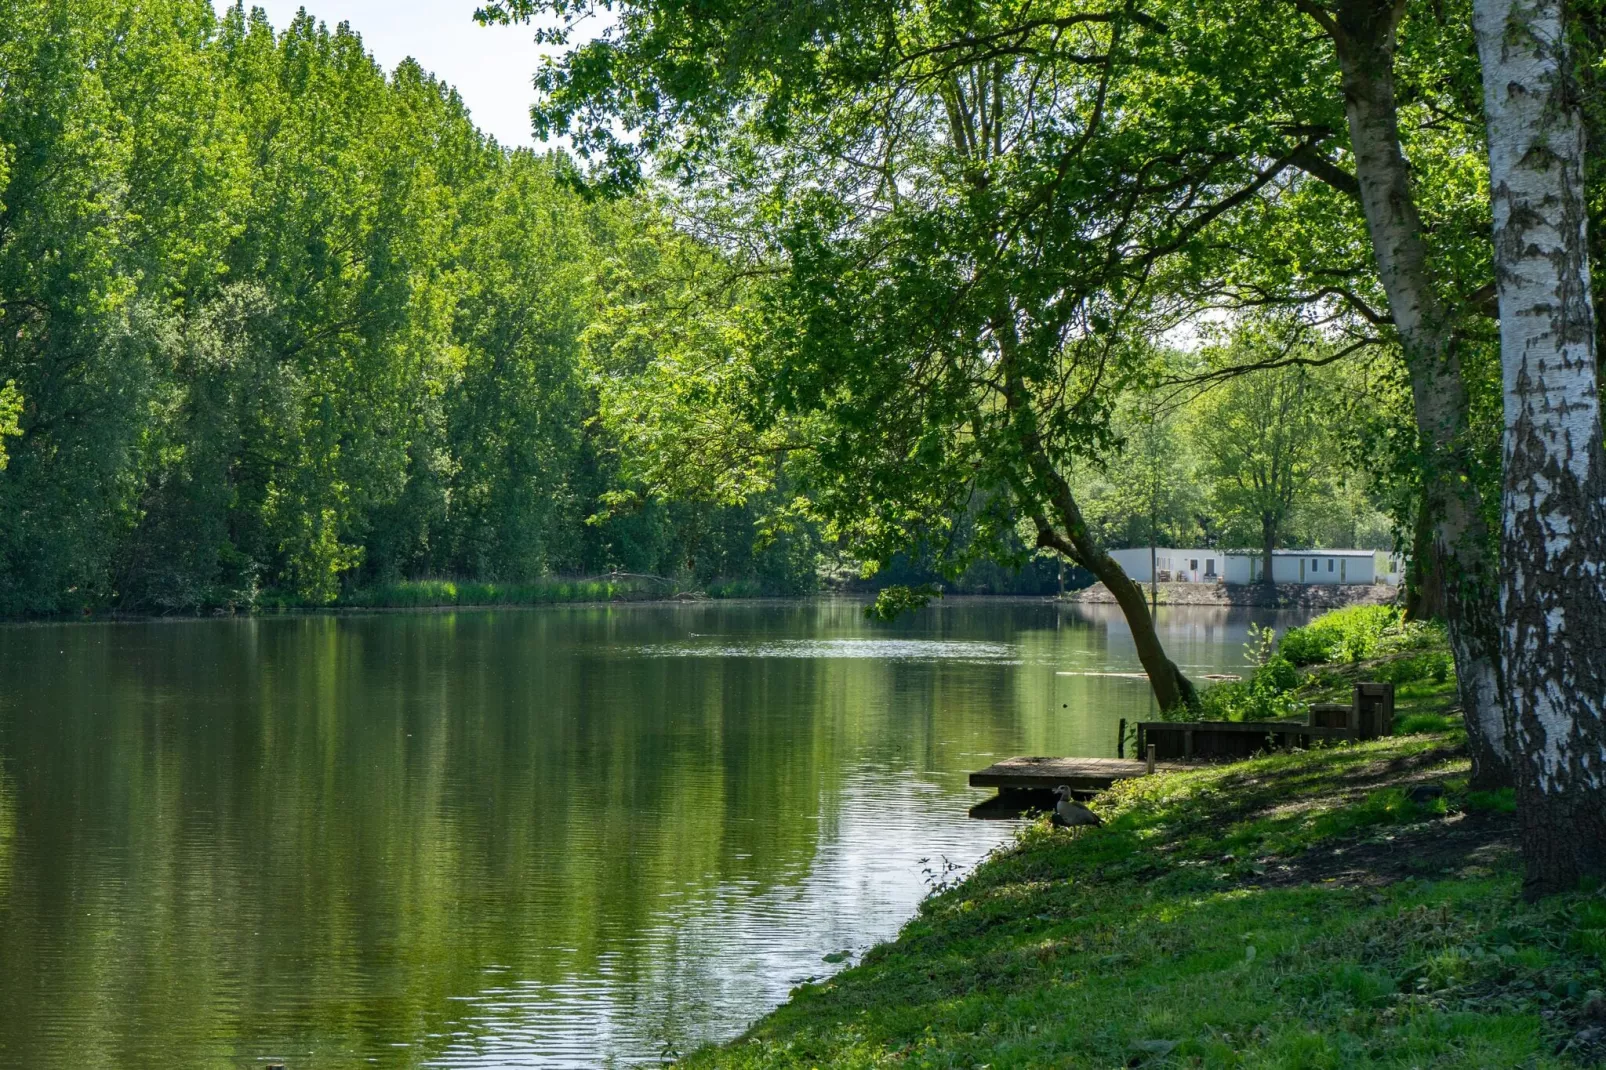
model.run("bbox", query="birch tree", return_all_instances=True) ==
[1474,0,1606,895]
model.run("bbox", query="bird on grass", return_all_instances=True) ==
[1052,785,1102,828]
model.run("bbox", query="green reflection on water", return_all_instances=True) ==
[0,600,1300,1068]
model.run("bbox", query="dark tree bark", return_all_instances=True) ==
[1298,0,1514,789]
[1475,0,1606,897]
[1403,483,1447,621]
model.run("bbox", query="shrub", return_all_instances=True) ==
[343,576,642,608]
[1194,655,1306,722]
[1277,604,1405,665]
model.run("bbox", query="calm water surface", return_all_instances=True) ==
[0,598,1304,1068]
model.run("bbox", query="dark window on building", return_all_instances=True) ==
[1328,559,1334,572]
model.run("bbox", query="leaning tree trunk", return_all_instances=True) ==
[996,310,1198,713]
[1475,0,1606,897]
[1322,0,1514,788]
[1025,458,1197,712]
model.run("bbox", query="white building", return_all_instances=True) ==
[1107,547,1383,585]
[1107,547,1227,584]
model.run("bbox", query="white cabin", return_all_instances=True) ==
[1106,547,1227,584]
[1107,547,1382,585]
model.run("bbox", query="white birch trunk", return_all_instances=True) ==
[1475,0,1606,895]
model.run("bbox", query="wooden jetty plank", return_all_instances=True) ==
[968,755,1184,792]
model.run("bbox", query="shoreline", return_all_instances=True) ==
[0,589,1349,628]
[1069,579,1398,608]
[679,616,1601,1068]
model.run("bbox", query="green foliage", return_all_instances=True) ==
[1191,604,1453,724]
[866,584,942,622]
[1196,655,1306,722]
[1278,605,1439,666]
[0,382,19,471]
[1183,324,1333,558]
[340,577,641,608]
[0,2,812,615]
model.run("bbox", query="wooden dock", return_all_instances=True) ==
[969,755,1182,792]
[967,756,1183,818]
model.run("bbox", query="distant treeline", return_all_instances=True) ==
[0,1,821,614]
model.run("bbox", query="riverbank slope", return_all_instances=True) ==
[684,623,1606,1068]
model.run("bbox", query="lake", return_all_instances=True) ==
[0,598,1302,1068]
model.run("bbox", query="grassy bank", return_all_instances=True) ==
[686,613,1606,1068]
[333,576,664,609]
[331,575,799,609]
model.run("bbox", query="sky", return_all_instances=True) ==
[210,1,591,149]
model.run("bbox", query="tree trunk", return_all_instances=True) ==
[1323,0,1514,788]
[1403,482,1446,621]
[1475,0,1606,896]
[1261,512,1277,588]
[1086,544,1197,711]
[1028,458,1197,712]
[994,308,1197,714]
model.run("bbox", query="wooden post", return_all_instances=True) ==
[1117,717,1127,758]
[1354,681,1396,739]
[1145,743,1156,774]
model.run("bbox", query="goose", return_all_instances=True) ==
[1052,785,1102,828]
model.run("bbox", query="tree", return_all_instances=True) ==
[1073,397,1202,566]
[1185,328,1329,585]
[479,0,1393,710]
[1474,0,1606,896]
[0,0,807,614]
[1283,0,1513,788]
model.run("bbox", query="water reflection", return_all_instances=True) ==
[0,599,1303,1068]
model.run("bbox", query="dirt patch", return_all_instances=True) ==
[1249,809,1519,888]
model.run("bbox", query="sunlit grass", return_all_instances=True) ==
[682,612,1605,1069]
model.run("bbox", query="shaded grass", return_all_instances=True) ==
[684,682,1605,1067]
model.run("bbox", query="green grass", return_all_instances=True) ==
[337,576,659,608]
[682,614,1606,1069]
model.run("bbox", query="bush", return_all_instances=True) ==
[1180,603,1455,726]
[1195,654,1306,722]
[342,576,644,608]
[1277,604,1410,665]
